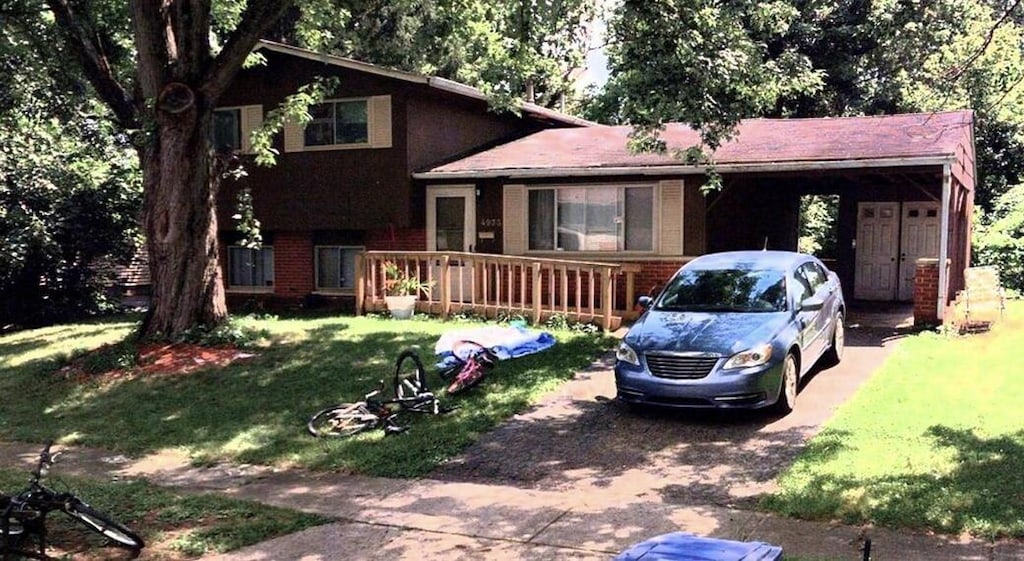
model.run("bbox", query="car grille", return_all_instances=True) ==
[645,354,719,379]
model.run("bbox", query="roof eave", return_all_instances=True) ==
[413,155,957,180]
[255,41,594,127]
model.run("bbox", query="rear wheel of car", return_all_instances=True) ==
[823,312,845,366]
[773,353,798,415]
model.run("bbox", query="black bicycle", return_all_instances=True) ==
[1,442,144,560]
[307,350,450,438]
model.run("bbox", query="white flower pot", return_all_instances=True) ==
[384,295,418,319]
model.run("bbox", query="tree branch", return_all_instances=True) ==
[170,0,212,81]
[944,0,1024,81]
[129,1,170,102]
[201,0,294,101]
[46,0,138,128]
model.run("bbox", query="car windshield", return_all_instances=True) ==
[655,268,787,312]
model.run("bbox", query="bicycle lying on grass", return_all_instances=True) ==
[306,341,500,439]
[307,350,451,438]
[305,341,501,438]
[1,442,144,560]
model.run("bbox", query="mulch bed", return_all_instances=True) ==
[57,343,257,382]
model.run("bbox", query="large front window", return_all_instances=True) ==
[528,186,654,251]
[305,100,369,146]
[228,246,274,288]
[316,246,363,290]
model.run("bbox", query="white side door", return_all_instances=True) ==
[426,185,476,301]
[898,201,941,301]
[854,202,900,300]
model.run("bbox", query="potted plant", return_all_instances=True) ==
[383,261,433,319]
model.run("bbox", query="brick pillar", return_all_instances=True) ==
[914,258,940,326]
[273,232,315,299]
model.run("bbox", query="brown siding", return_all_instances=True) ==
[406,97,540,172]
[216,51,413,232]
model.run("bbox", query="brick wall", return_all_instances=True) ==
[633,261,688,299]
[365,227,426,251]
[913,258,940,325]
[273,232,314,298]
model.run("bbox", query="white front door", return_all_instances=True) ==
[854,202,900,300]
[427,185,476,300]
[898,201,941,300]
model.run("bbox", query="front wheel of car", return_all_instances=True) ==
[773,353,798,415]
[823,312,845,367]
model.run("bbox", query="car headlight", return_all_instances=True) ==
[723,344,773,370]
[616,342,640,366]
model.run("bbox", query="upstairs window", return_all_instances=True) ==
[213,108,242,152]
[305,100,369,147]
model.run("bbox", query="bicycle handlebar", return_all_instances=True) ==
[31,441,54,480]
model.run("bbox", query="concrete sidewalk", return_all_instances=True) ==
[1,441,1019,560]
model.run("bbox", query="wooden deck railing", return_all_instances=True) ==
[356,251,639,330]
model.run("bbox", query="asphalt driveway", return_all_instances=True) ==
[431,322,908,509]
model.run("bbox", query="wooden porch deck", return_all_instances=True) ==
[356,251,640,330]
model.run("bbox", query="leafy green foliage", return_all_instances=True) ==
[591,0,1024,210]
[0,24,142,329]
[798,195,839,258]
[602,0,824,152]
[287,0,598,110]
[973,184,1024,293]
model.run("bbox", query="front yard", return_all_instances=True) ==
[764,300,1024,539]
[0,314,614,477]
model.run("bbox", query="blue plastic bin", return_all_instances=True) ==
[614,532,783,561]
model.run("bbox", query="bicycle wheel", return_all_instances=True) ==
[393,350,429,403]
[63,500,144,550]
[307,402,378,438]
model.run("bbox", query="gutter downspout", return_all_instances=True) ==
[938,164,951,320]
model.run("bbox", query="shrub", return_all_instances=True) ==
[973,184,1024,293]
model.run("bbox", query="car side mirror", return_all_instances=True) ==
[636,295,653,310]
[799,295,825,311]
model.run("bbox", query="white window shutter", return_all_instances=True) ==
[658,179,684,255]
[369,95,392,149]
[240,105,263,154]
[503,184,527,255]
[283,115,304,153]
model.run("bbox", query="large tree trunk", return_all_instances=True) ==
[47,0,293,340]
[139,97,227,338]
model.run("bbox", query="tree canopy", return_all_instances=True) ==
[593,0,1024,211]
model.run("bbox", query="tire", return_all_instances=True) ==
[393,350,429,403]
[63,501,144,550]
[773,353,799,415]
[822,312,845,366]
[307,403,378,438]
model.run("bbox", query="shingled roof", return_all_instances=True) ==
[415,111,974,179]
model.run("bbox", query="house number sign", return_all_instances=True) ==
[481,218,502,227]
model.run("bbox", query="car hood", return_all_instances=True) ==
[625,310,791,355]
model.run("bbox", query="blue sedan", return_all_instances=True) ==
[615,251,845,414]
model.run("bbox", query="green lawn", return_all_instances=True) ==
[0,467,327,558]
[0,314,613,477]
[764,300,1024,539]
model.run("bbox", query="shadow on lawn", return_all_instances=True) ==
[763,425,1024,538]
[0,319,613,478]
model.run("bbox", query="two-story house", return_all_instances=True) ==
[214,41,591,310]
